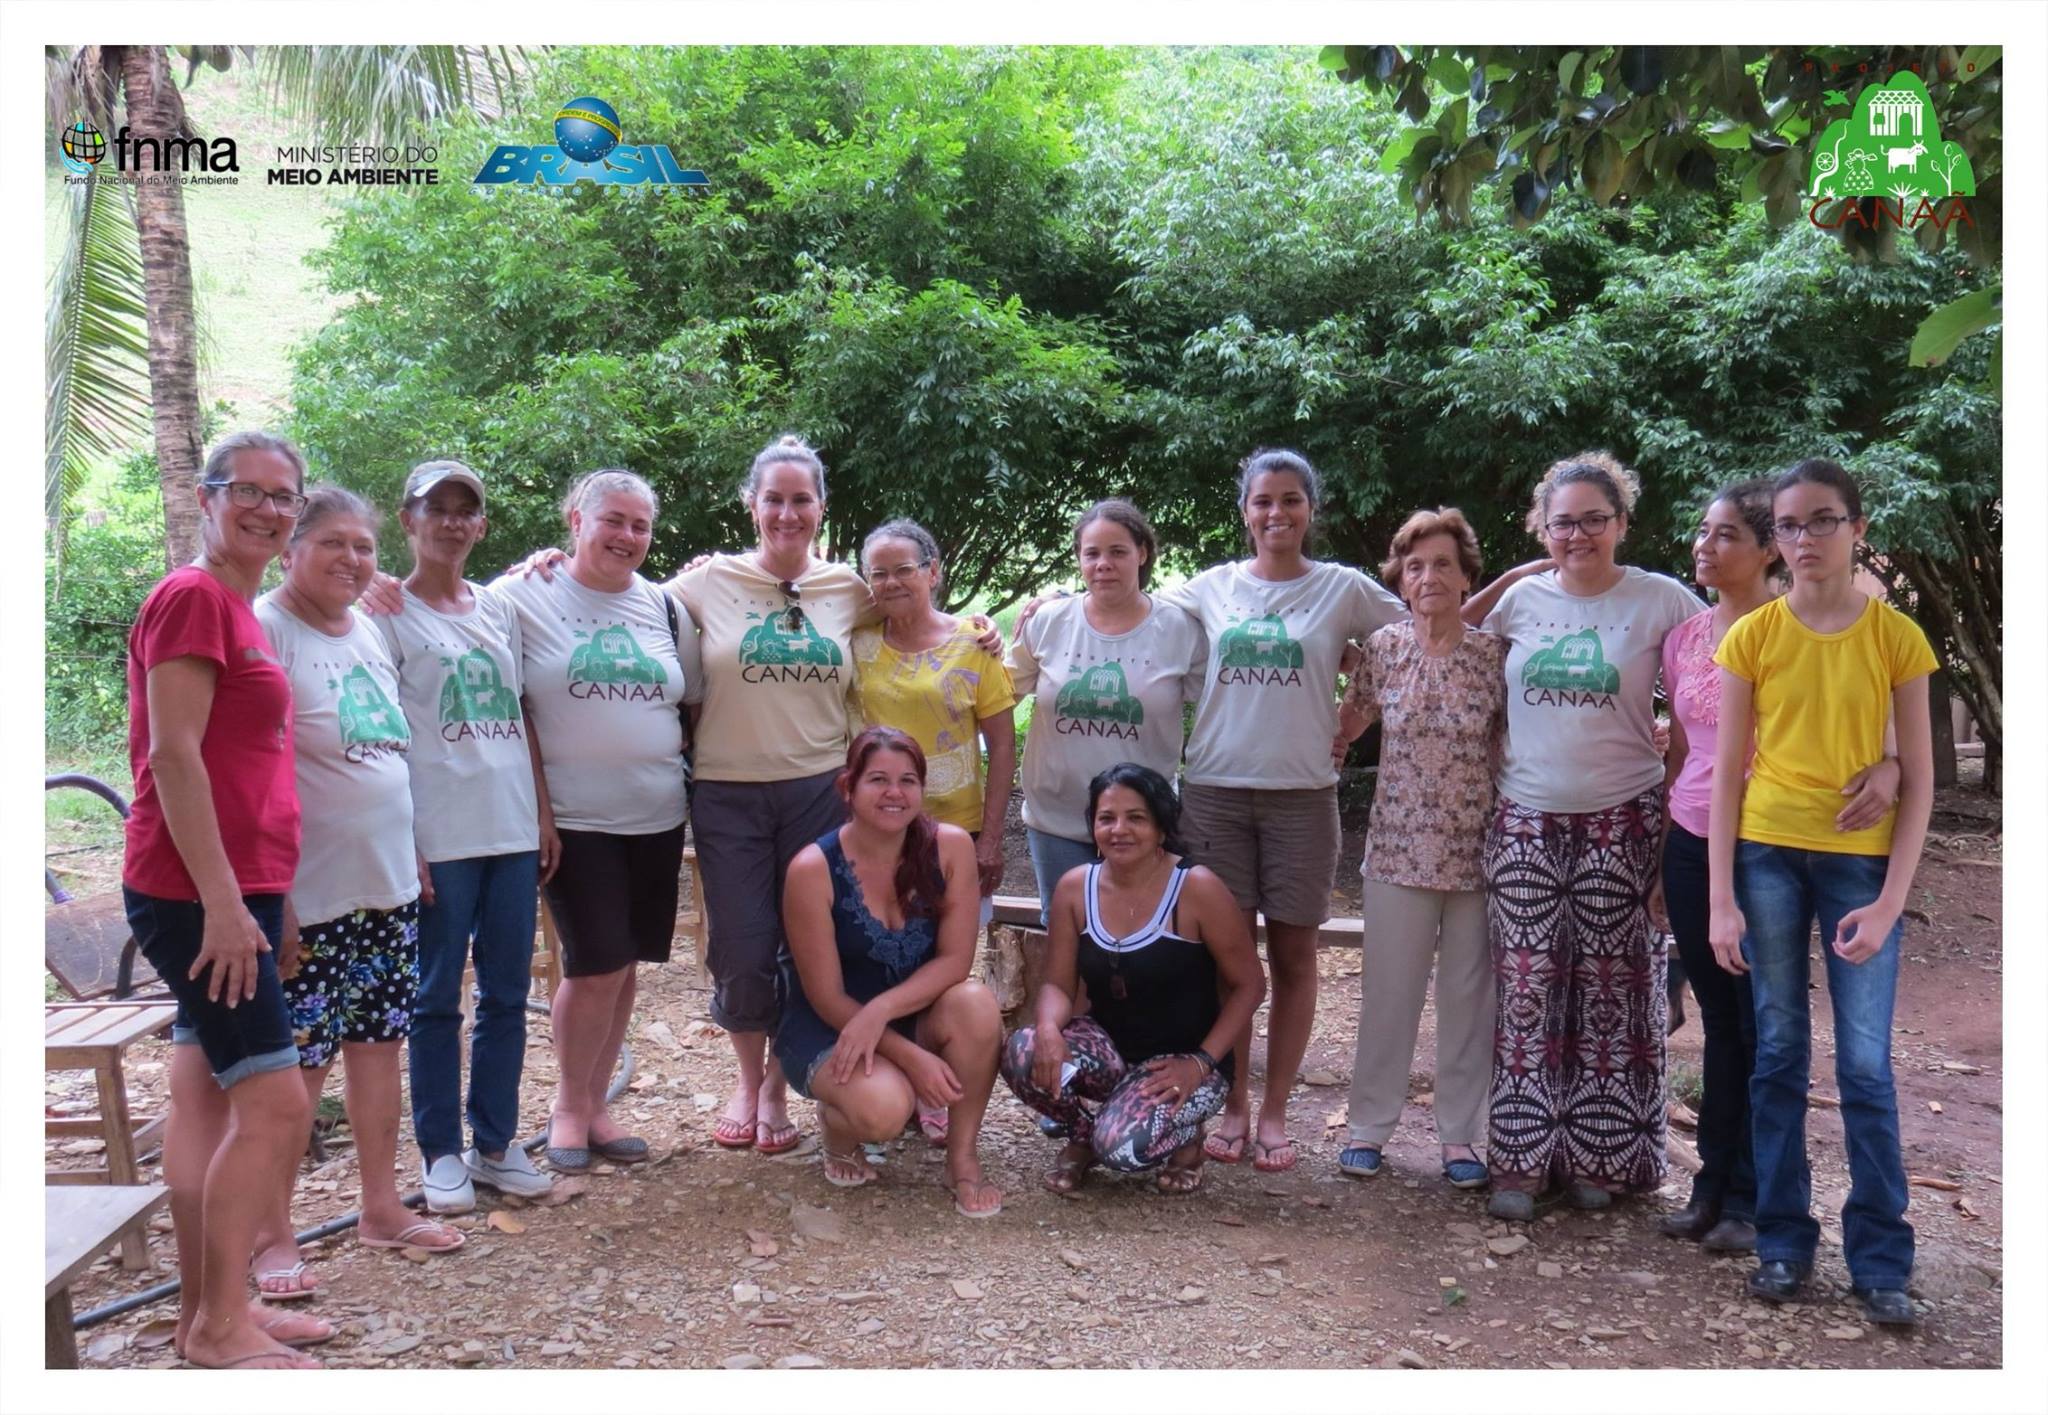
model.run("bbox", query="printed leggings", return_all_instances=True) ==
[1001,1017,1229,1172]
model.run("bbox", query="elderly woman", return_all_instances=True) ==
[776,727,1005,1215]
[121,431,325,1368]
[1006,499,1204,925]
[1474,452,1706,1221]
[493,470,701,1172]
[1002,763,1264,1195]
[250,486,461,1280]
[377,461,555,1212]
[1709,459,1935,1327]
[1329,508,1506,1190]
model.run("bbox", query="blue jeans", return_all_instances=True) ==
[409,851,539,1161]
[1025,828,1097,928]
[1738,841,1912,1289]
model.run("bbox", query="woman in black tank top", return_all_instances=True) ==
[999,764,1264,1194]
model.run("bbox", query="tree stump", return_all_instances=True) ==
[983,925,1050,1026]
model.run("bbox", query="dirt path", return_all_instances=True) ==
[51,791,2003,1371]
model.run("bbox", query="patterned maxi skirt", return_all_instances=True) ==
[1484,787,1668,1194]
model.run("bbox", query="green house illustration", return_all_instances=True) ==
[1217,614,1304,670]
[335,664,409,745]
[739,613,844,667]
[1521,627,1620,695]
[1808,71,1975,202]
[568,624,665,685]
[438,648,519,723]
[1055,661,1145,725]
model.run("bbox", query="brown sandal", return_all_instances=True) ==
[1042,1145,1095,1195]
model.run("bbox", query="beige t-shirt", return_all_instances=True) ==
[667,553,867,782]
[1165,560,1406,790]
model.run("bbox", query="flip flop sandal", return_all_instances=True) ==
[253,1260,318,1302]
[950,1177,1003,1219]
[589,1135,650,1164]
[359,1220,467,1252]
[822,1148,876,1188]
[1203,1130,1249,1164]
[256,1311,336,1349]
[712,1116,757,1149]
[193,1350,320,1370]
[1250,1137,1298,1173]
[916,1104,951,1146]
[1042,1153,1095,1195]
[1156,1164,1205,1195]
[755,1119,802,1156]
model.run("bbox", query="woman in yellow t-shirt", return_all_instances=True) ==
[1706,458,1936,1330]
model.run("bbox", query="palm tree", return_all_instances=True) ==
[46,45,525,571]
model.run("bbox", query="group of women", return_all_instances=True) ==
[118,429,1936,1368]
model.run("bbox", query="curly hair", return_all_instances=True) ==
[1524,450,1641,539]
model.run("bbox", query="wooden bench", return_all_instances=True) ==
[44,1001,178,1269]
[46,1184,168,1367]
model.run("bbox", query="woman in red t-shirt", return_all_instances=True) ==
[120,431,327,1369]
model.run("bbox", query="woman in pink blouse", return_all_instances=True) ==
[1331,508,1507,1190]
[1656,479,1897,1252]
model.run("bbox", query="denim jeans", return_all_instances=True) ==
[409,850,539,1161]
[1738,840,1912,1289]
[1025,828,1097,928]
[1663,825,1756,1222]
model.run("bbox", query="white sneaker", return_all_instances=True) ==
[422,1153,476,1214]
[464,1145,554,1199]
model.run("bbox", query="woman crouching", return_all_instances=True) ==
[1002,764,1263,1195]
[775,727,1005,1217]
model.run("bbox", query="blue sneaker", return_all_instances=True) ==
[1337,1144,1383,1178]
[1442,1157,1490,1190]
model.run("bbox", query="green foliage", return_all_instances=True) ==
[45,452,165,752]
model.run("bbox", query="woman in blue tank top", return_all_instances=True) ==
[1000,763,1264,1194]
[775,727,1005,1217]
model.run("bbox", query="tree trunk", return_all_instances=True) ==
[119,45,205,571]
[1928,670,1957,789]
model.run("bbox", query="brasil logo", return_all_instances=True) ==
[474,95,711,188]
[60,120,106,175]
[1809,72,1975,205]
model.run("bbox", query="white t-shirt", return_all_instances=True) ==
[1483,565,1706,814]
[255,597,420,924]
[373,584,539,863]
[1164,560,1405,790]
[492,571,700,835]
[1006,595,1207,842]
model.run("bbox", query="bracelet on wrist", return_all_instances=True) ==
[1193,1047,1218,1075]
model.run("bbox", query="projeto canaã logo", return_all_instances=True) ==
[473,96,710,188]
[1807,72,1976,233]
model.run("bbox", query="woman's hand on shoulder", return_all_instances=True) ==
[967,614,1004,657]
[512,546,569,581]
[358,571,404,616]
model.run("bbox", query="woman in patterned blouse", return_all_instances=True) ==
[1330,508,1507,1191]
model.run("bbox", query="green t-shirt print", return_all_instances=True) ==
[1053,659,1145,734]
[567,623,669,698]
[1520,627,1621,697]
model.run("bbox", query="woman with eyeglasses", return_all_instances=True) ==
[120,431,327,1368]
[846,518,1017,1142]
[1708,459,1934,1328]
[1474,452,1705,1222]
[376,461,556,1214]
[492,470,700,1175]
[669,435,873,1156]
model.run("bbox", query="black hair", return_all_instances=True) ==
[1084,762,1190,858]
[1073,498,1158,589]
[1236,447,1321,510]
[1705,476,1785,576]
[1525,449,1641,538]
[1773,457,1864,521]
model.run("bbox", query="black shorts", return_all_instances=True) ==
[122,887,300,1088]
[544,825,686,978]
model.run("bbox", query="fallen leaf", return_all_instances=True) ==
[84,1332,128,1362]
[1908,1174,1962,1192]
[487,1211,527,1234]
[541,1177,587,1206]
[1323,1107,1347,1132]
[1301,1068,1344,1087]
[791,1203,845,1243]
[132,1318,179,1350]
[951,1279,983,1301]
[1956,1196,1980,1219]
[747,1230,780,1258]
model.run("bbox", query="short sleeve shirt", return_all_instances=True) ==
[493,571,692,835]
[1716,595,1936,855]
[1165,560,1406,790]
[374,584,539,863]
[1007,595,1207,842]
[122,566,300,900]
[1343,622,1508,891]
[668,554,865,783]
[255,597,420,924]
[1483,566,1706,814]
[1661,609,1728,841]
[849,622,1016,831]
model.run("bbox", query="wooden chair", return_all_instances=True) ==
[46,1185,169,1367]
[44,1000,178,1269]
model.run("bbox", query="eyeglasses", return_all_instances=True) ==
[1544,512,1614,539]
[203,480,308,517]
[778,580,805,633]
[864,560,931,585]
[1772,513,1848,543]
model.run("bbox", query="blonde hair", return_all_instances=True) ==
[1524,450,1640,539]
[561,469,657,528]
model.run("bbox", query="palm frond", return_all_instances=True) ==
[46,44,123,135]
[46,173,152,576]
[253,45,530,145]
